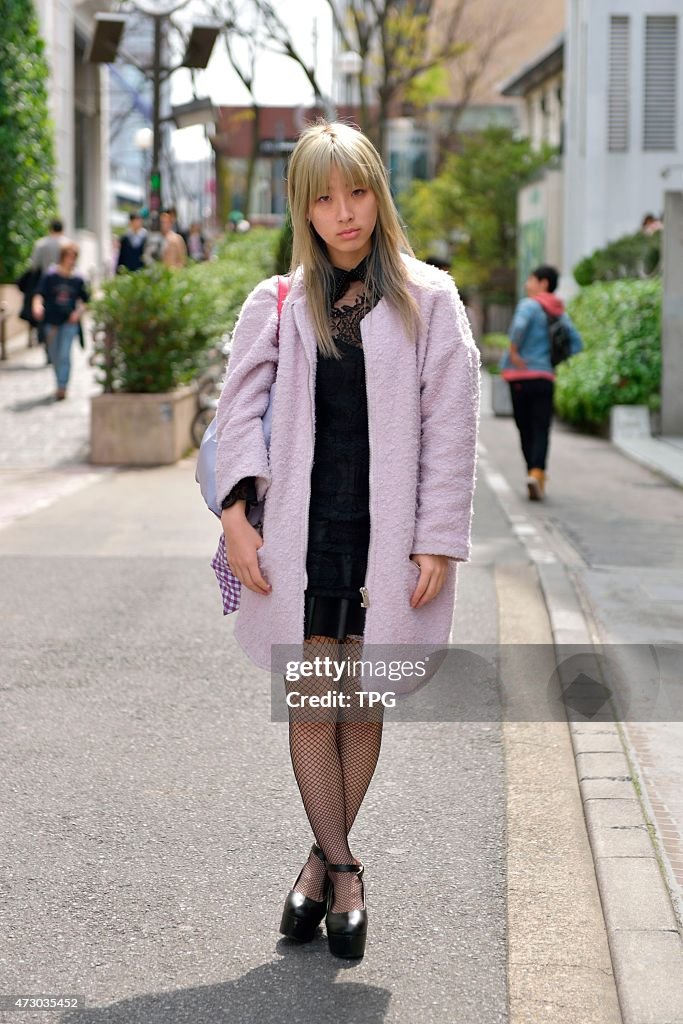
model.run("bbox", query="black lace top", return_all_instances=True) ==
[222,264,380,603]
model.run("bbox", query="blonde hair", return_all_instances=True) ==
[287,120,420,358]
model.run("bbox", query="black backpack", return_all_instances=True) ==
[542,310,572,367]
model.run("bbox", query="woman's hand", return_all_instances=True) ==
[221,505,272,596]
[409,553,449,608]
[68,310,81,324]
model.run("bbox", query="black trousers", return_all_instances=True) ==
[508,377,554,471]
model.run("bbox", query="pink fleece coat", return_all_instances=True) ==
[215,254,481,674]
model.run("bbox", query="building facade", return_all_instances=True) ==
[500,37,565,295]
[563,0,681,279]
[33,0,111,282]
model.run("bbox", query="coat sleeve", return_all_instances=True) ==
[215,276,279,508]
[412,279,481,563]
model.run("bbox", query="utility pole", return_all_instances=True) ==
[150,13,163,235]
[662,189,683,436]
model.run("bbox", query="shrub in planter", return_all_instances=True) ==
[89,233,278,464]
[573,231,660,287]
[479,331,509,367]
[91,263,221,394]
[555,279,661,427]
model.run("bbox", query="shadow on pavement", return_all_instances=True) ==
[61,946,391,1024]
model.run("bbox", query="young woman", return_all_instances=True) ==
[215,121,480,959]
[32,240,90,401]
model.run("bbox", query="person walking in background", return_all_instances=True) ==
[500,264,582,501]
[159,209,187,268]
[117,212,148,272]
[30,218,67,360]
[31,218,66,275]
[215,121,480,959]
[32,241,90,401]
[186,222,207,262]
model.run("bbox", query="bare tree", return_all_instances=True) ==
[252,0,333,115]
[327,0,514,157]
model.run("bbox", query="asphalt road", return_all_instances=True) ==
[0,460,511,1024]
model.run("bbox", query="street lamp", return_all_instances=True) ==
[87,3,220,235]
[134,127,153,210]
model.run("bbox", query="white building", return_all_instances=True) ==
[501,1,681,290]
[563,0,681,279]
[33,0,111,282]
[500,36,565,295]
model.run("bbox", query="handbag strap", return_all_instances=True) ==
[276,275,289,342]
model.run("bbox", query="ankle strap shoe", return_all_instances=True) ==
[279,843,330,943]
[324,861,367,959]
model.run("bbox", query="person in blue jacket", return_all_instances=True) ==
[500,264,582,500]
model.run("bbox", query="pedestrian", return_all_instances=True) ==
[641,213,663,236]
[186,221,207,262]
[159,209,187,268]
[117,212,148,272]
[32,240,90,401]
[30,218,66,359]
[215,121,480,959]
[500,264,583,500]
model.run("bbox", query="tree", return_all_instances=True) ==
[0,0,57,282]
[401,126,556,306]
[326,0,513,157]
[205,0,332,217]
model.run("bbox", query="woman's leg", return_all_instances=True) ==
[286,634,362,911]
[336,632,385,837]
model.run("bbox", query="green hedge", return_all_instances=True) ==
[573,231,660,286]
[0,0,57,282]
[554,279,661,426]
[91,229,278,393]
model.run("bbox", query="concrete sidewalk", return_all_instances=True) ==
[483,372,683,1024]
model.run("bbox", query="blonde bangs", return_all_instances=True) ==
[290,131,377,212]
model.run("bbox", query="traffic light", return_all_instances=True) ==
[150,169,161,213]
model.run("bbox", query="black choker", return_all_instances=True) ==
[329,256,369,307]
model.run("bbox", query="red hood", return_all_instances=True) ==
[534,293,565,317]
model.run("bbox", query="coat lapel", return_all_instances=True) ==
[291,295,319,370]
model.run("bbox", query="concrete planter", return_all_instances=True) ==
[491,373,514,417]
[90,384,197,465]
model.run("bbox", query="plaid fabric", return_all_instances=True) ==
[210,533,241,614]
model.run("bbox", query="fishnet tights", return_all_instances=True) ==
[286,632,385,913]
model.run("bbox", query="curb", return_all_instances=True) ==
[538,561,683,1024]
[478,447,683,1024]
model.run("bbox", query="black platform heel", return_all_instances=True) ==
[324,862,367,959]
[279,843,330,942]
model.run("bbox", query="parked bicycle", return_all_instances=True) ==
[191,333,231,448]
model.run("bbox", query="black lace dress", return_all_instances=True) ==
[222,265,379,642]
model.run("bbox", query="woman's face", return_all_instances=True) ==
[308,163,378,270]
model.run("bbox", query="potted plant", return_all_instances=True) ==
[89,263,220,465]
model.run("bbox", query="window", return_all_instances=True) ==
[643,16,678,151]
[608,15,630,151]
